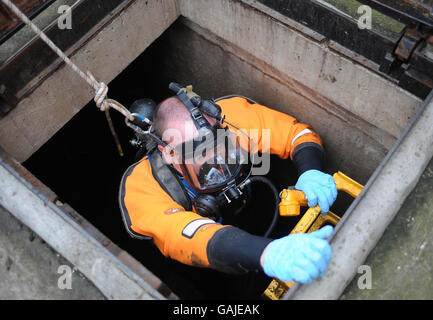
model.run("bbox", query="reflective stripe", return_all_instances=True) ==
[182,219,217,238]
[291,129,313,147]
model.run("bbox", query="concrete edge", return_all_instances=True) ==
[0,0,181,162]
[0,156,167,300]
[178,0,422,140]
[287,90,433,299]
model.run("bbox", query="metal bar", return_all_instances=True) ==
[358,0,433,27]
[0,0,134,116]
[409,44,433,79]
[256,0,433,99]
[0,0,56,44]
[257,0,398,66]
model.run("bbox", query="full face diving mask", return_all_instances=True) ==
[173,123,245,194]
[161,83,253,202]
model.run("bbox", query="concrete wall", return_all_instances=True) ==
[159,19,395,183]
[0,0,422,164]
[0,0,180,162]
[179,0,422,140]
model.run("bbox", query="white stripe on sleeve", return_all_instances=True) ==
[291,129,313,147]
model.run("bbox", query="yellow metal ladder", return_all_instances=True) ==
[262,172,364,300]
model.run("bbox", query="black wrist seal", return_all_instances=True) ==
[292,142,324,176]
[207,227,273,274]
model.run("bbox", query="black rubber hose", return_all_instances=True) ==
[169,82,183,93]
[246,176,279,238]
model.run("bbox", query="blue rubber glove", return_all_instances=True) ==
[262,225,333,284]
[295,169,338,214]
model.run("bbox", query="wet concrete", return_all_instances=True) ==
[0,205,105,300]
[341,156,433,299]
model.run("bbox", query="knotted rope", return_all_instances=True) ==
[1,0,134,156]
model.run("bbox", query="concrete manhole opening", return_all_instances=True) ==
[19,15,402,299]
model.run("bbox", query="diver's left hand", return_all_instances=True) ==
[295,169,337,214]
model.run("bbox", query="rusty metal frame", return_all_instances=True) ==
[358,0,433,27]
[0,0,135,117]
[0,0,56,44]
[257,0,433,99]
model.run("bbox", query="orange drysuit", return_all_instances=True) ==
[119,97,323,270]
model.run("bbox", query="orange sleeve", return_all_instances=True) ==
[121,157,226,267]
[216,97,323,159]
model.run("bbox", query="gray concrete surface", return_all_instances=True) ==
[0,204,104,300]
[341,156,433,299]
[0,156,168,300]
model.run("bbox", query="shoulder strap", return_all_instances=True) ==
[149,150,193,211]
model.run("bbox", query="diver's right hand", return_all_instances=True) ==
[260,225,333,284]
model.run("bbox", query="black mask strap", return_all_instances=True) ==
[169,83,212,130]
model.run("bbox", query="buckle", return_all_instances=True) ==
[191,108,203,120]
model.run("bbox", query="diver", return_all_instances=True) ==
[119,83,337,286]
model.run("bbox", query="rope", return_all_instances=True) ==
[1,0,134,156]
